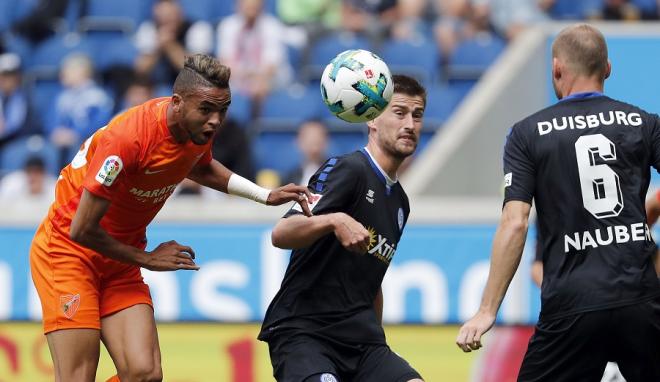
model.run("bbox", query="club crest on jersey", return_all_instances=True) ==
[60,294,80,319]
[398,207,404,231]
[95,155,123,186]
[292,193,323,212]
[320,374,337,382]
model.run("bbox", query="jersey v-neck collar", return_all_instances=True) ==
[359,147,397,195]
[559,91,604,103]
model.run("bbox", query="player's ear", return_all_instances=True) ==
[552,57,561,81]
[604,60,612,80]
[171,93,183,113]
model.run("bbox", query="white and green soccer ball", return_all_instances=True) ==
[320,49,393,123]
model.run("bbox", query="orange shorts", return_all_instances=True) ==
[30,220,153,334]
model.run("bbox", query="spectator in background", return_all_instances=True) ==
[0,53,39,149]
[211,118,256,182]
[432,0,472,58]
[119,75,155,112]
[284,120,329,185]
[11,0,73,45]
[389,0,431,42]
[474,0,548,40]
[340,0,397,41]
[50,53,114,170]
[134,0,213,88]
[602,0,642,20]
[0,156,56,201]
[277,0,342,29]
[217,0,292,110]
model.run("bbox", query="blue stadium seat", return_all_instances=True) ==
[380,39,441,85]
[305,33,372,81]
[549,0,603,19]
[28,33,95,70]
[86,34,138,71]
[0,136,60,176]
[423,85,464,129]
[252,131,300,174]
[327,131,367,156]
[26,69,62,131]
[448,34,506,81]
[227,92,252,126]
[257,86,323,130]
[82,0,153,31]
[632,0,657,13]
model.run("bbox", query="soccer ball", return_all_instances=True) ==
[320,49,393,123]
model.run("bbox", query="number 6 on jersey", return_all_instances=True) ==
[575,134,624,219]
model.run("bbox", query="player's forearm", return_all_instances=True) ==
[70,225,149,266]
[188,160,231,193]
[478,212,528,316]
[271,214,338,249]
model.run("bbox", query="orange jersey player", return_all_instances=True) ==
[30,54,311,382]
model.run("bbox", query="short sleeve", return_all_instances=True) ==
[648,114,660,173]
[82,131,139,201]
[285,157,359,218]
[503,123,535,205]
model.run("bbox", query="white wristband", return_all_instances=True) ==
[227,173,271,204]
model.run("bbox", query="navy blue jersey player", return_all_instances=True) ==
[259,75,426,382]
[456,24,660,382]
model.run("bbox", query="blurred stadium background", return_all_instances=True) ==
[0,0,659,381]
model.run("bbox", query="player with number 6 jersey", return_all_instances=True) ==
[456,24,660,382]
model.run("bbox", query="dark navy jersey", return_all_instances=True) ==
[258,149,410,345]
[504,93,660,320]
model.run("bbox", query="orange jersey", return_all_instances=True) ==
[46,97,212,247]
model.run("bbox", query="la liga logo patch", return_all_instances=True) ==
[95,155,123,186]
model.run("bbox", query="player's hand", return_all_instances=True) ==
[144,240,199,271]
[456,311,496,353]
[267,183,313,217]
[331,213,370,254]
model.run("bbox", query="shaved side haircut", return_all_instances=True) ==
[552,24,609,80]
[173,54,231,96]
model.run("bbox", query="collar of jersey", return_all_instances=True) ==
[359,148,397,193]
[558,91,604,103]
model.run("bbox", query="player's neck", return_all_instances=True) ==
[165,103,189,143]
[365,144,401,181]
[561,77,604,98]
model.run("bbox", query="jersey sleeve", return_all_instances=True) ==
[503,123,535,205]
[648,113,660,173]
[82,130,139,201]
[284,157,360,218]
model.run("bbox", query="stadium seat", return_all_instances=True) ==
[0,136,61,176]
[423,85,464,129]
[85,34,138,72]
[257,86,323,130]
[252,131,300,174]
[25,68,62,131]
[447,33,506,81]
[27,33,95,70]
[549,0,603,19]
[305,32,372,82]
[227,92,252,126]
[327,131,367,156]
[632,0,658,13]
[380,39,441,85]
[81,0,153,32]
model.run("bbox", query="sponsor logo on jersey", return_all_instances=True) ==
[95,155,123,186]
[366,226,397,264]
[564,222,652,253]
[504,172,512,187]
[144,168,167,175]
[130,183,178,204]
[60,294,80,319]
[320,374,337,382]
[537,111,642,136]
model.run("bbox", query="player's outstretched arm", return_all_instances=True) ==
[456,200,531,353]
[188,159,312,215]
[272,212,370,253]
[70,190,199,271]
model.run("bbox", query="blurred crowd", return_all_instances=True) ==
[0,0,658,201]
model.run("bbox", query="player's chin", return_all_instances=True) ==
[192,132,214,145]
[395,141,417,156]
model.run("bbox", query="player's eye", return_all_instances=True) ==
[199,107,210,114]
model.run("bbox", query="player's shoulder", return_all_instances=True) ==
[326,150,368,174]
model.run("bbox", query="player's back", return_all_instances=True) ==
[504,94,660,320]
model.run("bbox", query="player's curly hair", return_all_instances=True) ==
[393,74,426,107]
[173,54,231,95]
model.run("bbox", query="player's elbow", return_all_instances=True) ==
[505,216,528,235]
[271,224,288,249]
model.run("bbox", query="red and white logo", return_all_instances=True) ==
[364,69,374,79]
[60,294,80,319]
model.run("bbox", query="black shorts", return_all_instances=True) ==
[518,295,660,382]
[267,332,422,382]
